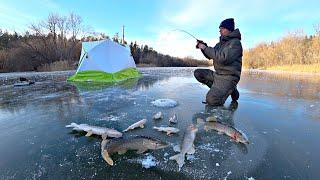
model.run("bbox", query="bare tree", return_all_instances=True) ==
[68,13,82,41]
[47,13,60,45]
[56,15,67,40]
[23,13,85,65]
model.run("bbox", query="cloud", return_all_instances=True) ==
[153,30,215,59]
[0,0,62,33]
[164,0,224,28]
[0,5,35,32]
[129,29,217,60]
[127,0,320,59]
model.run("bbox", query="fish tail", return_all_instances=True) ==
[169,153,184,171]
[101,150,114,166]
[101,139,110,150]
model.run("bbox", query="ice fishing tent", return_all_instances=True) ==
[68,39,140,82]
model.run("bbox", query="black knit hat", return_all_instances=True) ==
[219,18,235,31]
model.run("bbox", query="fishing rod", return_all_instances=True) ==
[172,29,200,41]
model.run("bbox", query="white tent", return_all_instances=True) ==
[76,39,136,73]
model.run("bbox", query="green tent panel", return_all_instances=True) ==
[68,67,141,82]
[68,39,141,82]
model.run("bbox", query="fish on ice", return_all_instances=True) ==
[169,124,198,171]
[101,136,169,166]
[169,114,178,124]
[65,123,122,138]
[123,119,147,132]
[204,121,249,144]
[153,126,180,135]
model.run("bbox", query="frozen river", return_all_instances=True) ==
[0,67,319,179]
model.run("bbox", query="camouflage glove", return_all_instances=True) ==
[196,40,207,50]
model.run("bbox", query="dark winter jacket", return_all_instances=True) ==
[201,29,243,82]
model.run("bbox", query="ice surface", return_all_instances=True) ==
[1,68,320,179]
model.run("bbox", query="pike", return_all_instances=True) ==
[204,121,249,144]
[65,123,122,138]
[169,124,198,171]
[153,126,180,135]
[101,136,169,166]
[123,119,147,132]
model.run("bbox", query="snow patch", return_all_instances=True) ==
[151,99,178,108]
[141,154,158,169]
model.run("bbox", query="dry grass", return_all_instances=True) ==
[265,63,320,73]
[243,32,320,70]
[37,60,73,72]
[136,63,157,67]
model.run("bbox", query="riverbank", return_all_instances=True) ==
[244,63,320,74]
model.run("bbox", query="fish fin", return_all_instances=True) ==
[166,132,172,136]
[169,153,184,171]
[85,130,93,137]
[122,129,128,132]
[217,131,224,135]
[101,150,114,166]
[140,125,144,128]
[136,148,148,154]
[65,123,77,128]
[187,145,196,155]
[173,145,181,152]
[117,150,127,155]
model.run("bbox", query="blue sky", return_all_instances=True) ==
[1,0,320,59]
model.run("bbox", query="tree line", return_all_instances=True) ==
[129,42,210,67]
[0,13,210,73]
[243,27,320,69]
